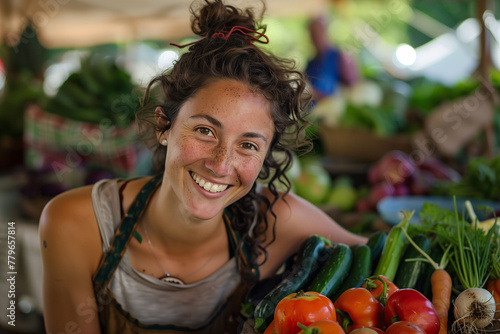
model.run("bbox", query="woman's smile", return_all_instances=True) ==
[190,171,229,193]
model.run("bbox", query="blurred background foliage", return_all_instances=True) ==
[0,0,498,139]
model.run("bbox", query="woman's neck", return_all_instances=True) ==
[142,184,226,256]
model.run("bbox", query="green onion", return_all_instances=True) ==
[415,197,497,291]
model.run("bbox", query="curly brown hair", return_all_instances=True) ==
[137,0,312,282]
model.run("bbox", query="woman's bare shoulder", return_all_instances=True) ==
[40,184,96,227]
[39,184,103,272]
[39,176,153,236]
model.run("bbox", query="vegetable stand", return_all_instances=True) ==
[239,203,500,334]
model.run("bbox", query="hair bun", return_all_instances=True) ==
[190,0,262,38]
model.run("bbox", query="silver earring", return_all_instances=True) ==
[161,139,167,146]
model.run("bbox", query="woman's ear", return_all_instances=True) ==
[155,106,171,127]
[155,107,167,125]
[155,106,170,142]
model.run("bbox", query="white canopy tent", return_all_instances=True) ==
[0,0,329,48]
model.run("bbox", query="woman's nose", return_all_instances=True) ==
[205,144,232,176]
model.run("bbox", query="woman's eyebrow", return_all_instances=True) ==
[242,132,268,144]
[190,114,222,128]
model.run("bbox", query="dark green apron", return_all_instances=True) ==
[92,175,257,333]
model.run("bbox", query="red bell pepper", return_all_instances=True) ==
[334,287,385,332]
[384,288,440,334]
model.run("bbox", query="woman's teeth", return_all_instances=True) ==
[191,172,228,193]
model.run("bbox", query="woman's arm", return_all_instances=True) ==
[280,192,367,245]
[259,188,367,278]
[39,187,103,334]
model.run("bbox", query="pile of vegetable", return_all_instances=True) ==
[242,202,500,334]
[309,79,410,137]
[357,150,461,212]
[431,155,500,201]
[292,156,359,212]
[44,54,140,127]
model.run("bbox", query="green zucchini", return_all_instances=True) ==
[366,230,386,270]
[241,274,284,317]
[306,243,352,298]
[253,234,327,332]
[303,244,335,288]
[394,234,430,289]
[330,244,372,301]
[372,211,411,282]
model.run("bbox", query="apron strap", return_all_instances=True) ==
[223,210,260,281]
[93,174,163,287]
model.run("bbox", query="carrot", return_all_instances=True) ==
[431,269,452,334]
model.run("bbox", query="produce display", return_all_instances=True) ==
[431,155,500,201]
[291,149,497,218]
[359,150,461,212]
[292,157,359,211]
[18,53,147,218]
[309,79,405,136]
[243,200,499,334]
[44,54,140,127]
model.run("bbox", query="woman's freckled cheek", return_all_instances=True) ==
[240,157,262,182]
[176,137,204,162]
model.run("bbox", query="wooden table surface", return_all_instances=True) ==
[239,319,500,334]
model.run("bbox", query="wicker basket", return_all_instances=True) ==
[319,125,413,163]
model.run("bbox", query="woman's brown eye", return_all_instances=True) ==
[197,127,213,136]
[242,142,257,151]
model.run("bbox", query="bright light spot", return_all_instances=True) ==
[42,50,84,96]
[456,18,480,43]
[158,50,179,72]
[43,63,74,97]
[394,44,417,67]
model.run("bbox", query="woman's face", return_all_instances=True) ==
[161,79,274,221]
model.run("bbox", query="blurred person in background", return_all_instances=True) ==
[306,15,359,101]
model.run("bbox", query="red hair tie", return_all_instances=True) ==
[170,25,269,48]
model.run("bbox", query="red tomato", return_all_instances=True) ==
[486,278,500,319]
[334,287,384,331]
[297,320,345,334]
[350,328,384,334]
[263,320,276,334]
[362,275,399,305]
[385,321,426,334]
[274,291,336,334]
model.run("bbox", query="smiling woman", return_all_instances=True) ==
[38,0,366,333]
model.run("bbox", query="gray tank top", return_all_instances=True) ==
[91,178,241,327]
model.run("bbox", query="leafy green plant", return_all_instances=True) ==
[431,156,500,201]
[44,54,139,127]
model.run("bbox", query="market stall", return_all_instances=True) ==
[0,0,499,333]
